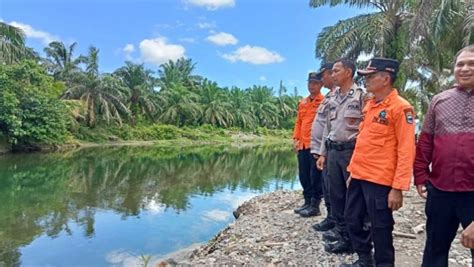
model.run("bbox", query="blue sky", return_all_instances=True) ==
[1,0,368,96]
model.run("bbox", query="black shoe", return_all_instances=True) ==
[324,240,353,254]
[299,198,321,217]
[312,217,336,232]
[339,253,375,267]
[323,229,342,242]
[294,198,310,214]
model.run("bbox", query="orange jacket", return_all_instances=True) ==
[293,94,324,150]
[347,89,415,190]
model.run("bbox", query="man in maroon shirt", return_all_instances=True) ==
[414,45,474,266]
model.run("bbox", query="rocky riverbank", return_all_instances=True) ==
[163,189,472,266]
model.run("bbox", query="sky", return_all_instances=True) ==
[0,0,369,96]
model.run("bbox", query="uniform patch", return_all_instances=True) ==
[379,110,387,118]
[347,103,360,110]
[404,108,414,124]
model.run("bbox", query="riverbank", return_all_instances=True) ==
[0,125,292,154]
[159,189,472,267]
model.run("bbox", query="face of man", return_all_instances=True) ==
[308,80,323,95]
[364,72,390,93]
[321,70,334,89]
[455,50,474,88]
[331,62,352,86]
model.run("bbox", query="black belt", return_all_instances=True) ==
[326,139,356,151]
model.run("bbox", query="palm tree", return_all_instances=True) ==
[247,86,280,128]
[156,82,201,126]
[228,87,257,129]
[63,47,130,127]
[0,22,35,64]
[309,1,418,62]
[158,57,202,91]
[199,80,234,127]
[43,41,82,80]
[113,62,157,124]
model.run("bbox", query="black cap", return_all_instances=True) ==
[357,57,399,76]
[317,62,334,75]
[308,72,322,82]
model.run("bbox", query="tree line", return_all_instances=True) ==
[0,23,298,147]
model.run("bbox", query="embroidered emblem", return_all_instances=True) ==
[404,108,414,124]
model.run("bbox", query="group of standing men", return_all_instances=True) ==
[292,45,474,267]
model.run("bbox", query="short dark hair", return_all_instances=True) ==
[455,45,474,62]
[334,58,356,77]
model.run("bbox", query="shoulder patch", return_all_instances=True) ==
[403,108,414,124]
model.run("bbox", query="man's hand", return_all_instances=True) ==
[292,140,299,153]
[461,222,474,248]
[416,184,427,199]
[316,155,325,170]
[388,189,403,211]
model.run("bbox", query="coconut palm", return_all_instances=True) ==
[113,62,157,123]
[0,22,35,64]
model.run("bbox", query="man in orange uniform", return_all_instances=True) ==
[293,72,325,217]
[340,58,416,267]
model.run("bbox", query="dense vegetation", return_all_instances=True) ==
[310,0,473,117]
[0,24,297,149]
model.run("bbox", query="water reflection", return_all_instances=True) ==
[0,145,297,266]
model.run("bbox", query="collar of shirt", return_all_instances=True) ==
[307,93,324,102]
[334,83,360,101]
[455,85,474,95]
[370,89,399,107]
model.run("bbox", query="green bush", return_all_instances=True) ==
[0,61,69,146]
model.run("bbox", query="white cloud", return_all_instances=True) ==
[206,32,238,46]
[222,45,285,65]
[259,76,267,81]
[202,209,232,222]
[219,192,257,209]
[187,0,235,10]
[122,43,135,60]
[139,37,186,66]
[9,21,59,45]
[197,22,216,29]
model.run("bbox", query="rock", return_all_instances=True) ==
[180,189,472,266]
[412,223,426,234]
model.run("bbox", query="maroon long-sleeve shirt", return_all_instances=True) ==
[414,86,474,192]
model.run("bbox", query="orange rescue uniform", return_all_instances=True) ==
[347,89,415,190]
[293,94,324,150]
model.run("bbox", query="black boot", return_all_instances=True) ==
[294,197,310,214]
[339,252,375,267]
[312,216,335,232]
[322,228,342,242]
[324,239,353,254]
[299,198,321,217]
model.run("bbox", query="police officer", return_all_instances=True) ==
[341,58,416,267]
[316,58,365,253]
[293,72,325,217]
[310,62,337,231]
